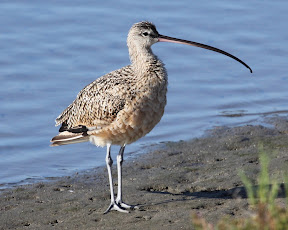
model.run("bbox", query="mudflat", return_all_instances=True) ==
[1,117,288,230]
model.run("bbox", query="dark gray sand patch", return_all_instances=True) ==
[1,117,288,229]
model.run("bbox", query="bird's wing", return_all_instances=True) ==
[55,65,135,131]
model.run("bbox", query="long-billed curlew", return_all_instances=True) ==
[51,21,252,214]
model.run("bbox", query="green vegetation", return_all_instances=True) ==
[192,147,288,230]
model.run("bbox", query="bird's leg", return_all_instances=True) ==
[104,143,128,214]
[115,145,138,210]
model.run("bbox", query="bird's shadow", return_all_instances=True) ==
[137,183,287,208]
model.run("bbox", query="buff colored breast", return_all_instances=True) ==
[88,68,168,147]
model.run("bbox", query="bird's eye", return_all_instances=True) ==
[142,32,149,36]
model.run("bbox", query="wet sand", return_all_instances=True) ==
[1,117,288,230]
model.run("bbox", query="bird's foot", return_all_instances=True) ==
[117,200,139,210]
[103,201,138,214]
[104,201,129,214]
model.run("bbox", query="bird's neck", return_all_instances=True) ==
[129,45,161,77]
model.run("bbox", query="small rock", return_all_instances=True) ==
[143,215,152,220]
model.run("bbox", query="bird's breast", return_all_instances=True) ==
[90,77,167,147]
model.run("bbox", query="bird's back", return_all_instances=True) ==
[56,65,135,128]
[53,60,168,147]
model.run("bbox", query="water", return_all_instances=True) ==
[1,0,288,189]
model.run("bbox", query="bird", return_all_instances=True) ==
[51,21,252,214]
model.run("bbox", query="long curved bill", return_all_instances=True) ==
[158,34,252,73]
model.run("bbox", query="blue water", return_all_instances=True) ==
[1,0,288,189]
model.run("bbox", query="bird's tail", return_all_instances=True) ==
[50,131,89,146]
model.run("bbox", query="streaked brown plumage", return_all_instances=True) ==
[51,21,252,213]
[53,62,167,147]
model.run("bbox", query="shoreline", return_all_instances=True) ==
[1,117,288,230]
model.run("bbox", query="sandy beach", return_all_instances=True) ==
[1,117,288,230]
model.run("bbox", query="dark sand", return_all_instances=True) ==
[1,117,288,230]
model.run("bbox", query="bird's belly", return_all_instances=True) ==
[90,98,166,147]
